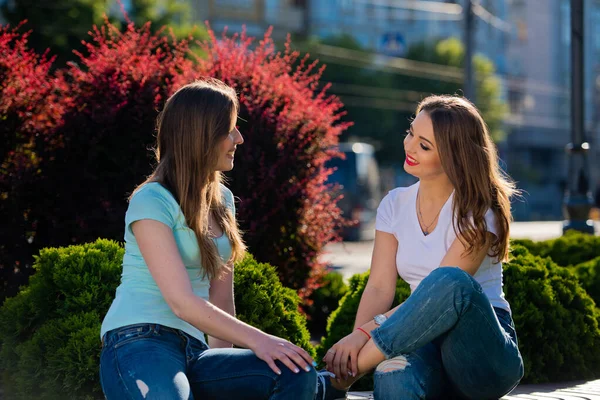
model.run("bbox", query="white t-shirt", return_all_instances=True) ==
[375,181,510,313]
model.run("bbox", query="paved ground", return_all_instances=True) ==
[345,379,600,399]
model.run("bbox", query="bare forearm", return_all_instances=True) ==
[353,285,395,329]
[175,295,262,349]
[208,295,235,348]
[209,336,233,348]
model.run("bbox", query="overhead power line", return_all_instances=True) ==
[329,83,431,102]
[471,1,512,33]
[354,0,462,15]
[352,0,512,32]
[314,44,568,96]
[339,94,417,111]
[316,44,463,83]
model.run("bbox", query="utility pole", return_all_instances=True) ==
[563,0,595,234]
[302,0,311,39]
[464,0,475,102]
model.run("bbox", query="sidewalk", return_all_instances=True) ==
[347,379,600,399]
[509,220,599,241]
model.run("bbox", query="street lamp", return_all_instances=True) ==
[563,0,595,234]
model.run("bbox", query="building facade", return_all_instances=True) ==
[502,0,600,220]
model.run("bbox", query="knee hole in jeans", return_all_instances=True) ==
[375,355,410,373]
[135,379,150,398]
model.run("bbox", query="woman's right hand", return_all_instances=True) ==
[249,333,315,375]
[323,329,370,380]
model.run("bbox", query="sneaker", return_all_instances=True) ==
[315,370,348,400]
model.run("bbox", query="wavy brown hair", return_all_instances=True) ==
[416,95,517,262]
[132,79,246,279]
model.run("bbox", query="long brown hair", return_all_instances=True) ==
[416,95,517,262]
[132,79,246,279]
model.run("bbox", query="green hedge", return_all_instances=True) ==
[512,230,600,267]
[233,253,315,357]
[318,245,600,390]
[573,256,600,308]
[0,239,122,400]
[0,240,314,400]
[306,271,349,339]
[512,231,600,307]
[504,245,600,383]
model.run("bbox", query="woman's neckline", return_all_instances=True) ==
[413,181,454,239]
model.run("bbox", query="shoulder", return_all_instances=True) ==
[128,182,179,217]
[381,183,417,208]
[125,182,179,228]
[131,182,177,205]
[376,184,417,231]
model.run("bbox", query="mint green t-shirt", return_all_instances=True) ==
[100,182,234,343]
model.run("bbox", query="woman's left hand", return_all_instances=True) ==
[322,329,370,380]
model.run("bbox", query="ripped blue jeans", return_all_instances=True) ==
[99,324,316,399]
[371,267,524,400]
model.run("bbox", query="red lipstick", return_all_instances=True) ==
[405,156,418,166]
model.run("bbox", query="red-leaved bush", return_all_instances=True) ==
[0,19,349,303]
[197,27,350,295]
[0,24,66,301]
[36,20,198,246]
[0,20,197,303]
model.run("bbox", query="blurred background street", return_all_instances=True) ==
[169,0,600,224]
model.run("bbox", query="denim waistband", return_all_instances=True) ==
[101,323,196,348]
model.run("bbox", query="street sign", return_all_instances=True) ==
[381,32,406,57]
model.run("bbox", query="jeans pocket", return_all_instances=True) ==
[113,324,155,349]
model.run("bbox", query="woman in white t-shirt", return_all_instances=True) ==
[320,95,524,400]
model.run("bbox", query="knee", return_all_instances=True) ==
[375,355,410,373]
[301,367,317,390]
[425,267,481,296]
[373,358,424,400]
[278,365,317,394]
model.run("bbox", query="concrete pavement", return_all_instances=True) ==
[346,379,600,399]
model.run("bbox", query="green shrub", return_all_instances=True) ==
[317,272,410,391]
[233,253,315,357]
[573,256,600,308]
[306,271,349,339]
[504,245,600,383]
[0,239,123,400]
[512,230,600,267]
[0,240,314,399]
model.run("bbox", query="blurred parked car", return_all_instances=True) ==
[327,142,382,241]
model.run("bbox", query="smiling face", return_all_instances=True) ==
[403,110,446,180]
[215,123,244,172]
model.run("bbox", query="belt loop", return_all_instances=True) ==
[153,324,160,334]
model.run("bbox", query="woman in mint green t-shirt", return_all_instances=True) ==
[99,79,317,400]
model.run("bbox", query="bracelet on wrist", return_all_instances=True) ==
[356,327,371,340]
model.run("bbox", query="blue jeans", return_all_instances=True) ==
[371,267,524,400]
[100,323,317,399]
